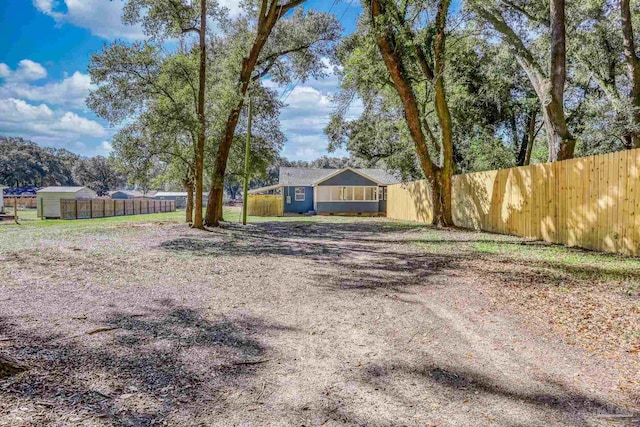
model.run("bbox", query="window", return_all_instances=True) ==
[329,187,341,201]
[317,186,331,201]
[354,187,364,201]
[317,186,379,202]
[365,187,377,201]
[294,187,305,201]
[340,187,353,201]
[379,187,387,201]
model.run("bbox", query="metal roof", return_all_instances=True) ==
[110,190,144,197]
[152,192,209,197]
[248,184,283,194]
[278,167,401,186]
[37,186,93,193]
[153,192,189,197]
[3,186,40,196]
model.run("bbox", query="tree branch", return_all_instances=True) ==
[473,5,546,79]
[181,27,201,35]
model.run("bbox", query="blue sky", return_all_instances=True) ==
[0,0,361,160]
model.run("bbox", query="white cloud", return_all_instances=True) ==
[0,64,11,79]
[0,59,48,83]
[101,140,113,153]
[33,0,145,40]
[257,54,367,161]
[0,71,93,109]
[274,85,337,161]
[285,86,332,109]
[15,60,48,81]
[0,98,107,140]
[0,59,111,157]
[0,98,54,123]
[54,111,106,135]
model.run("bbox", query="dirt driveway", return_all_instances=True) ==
[0,218,638,426]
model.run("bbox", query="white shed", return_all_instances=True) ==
[37,187,97,219]
[0,186,5,213]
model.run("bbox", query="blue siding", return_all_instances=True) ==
[283,186,314,213]
[316,201,379,214]
[317,169,378,186]
[378,199,387,212]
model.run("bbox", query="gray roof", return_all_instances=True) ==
[37,186,93,193]
[111,190,144,197]
[248,184,283,194]
[357,168,402,185]
[278,167,401,186]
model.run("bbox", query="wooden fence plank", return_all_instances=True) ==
[77,200,91,219]
[124,200,133,216]
[386,147,640,256]
[91,199,104,218]
[115,200,124,216]
[629,150,640,256]
[247,194,284,217]
[104,200,114,217]
[60,199,77,220]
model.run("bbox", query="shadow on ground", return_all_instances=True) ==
[353,361,638,426]
[0,300,290,425]
[160,220,640,293]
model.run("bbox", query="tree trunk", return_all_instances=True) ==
[204,0,308,226]
[192,0,207,229]
[620,0,640,148]
[183,178,194,224]
[430,169,444,226]
[203,69,256,227]
[474,5,574,162]
[547,0,575,161]
[204,101,242,226]
[370,0,434,179]
[370,0,454,226]
[517,107,537,166]
[433,0,454,226]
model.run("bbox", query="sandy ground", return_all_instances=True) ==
[0,218,638,426]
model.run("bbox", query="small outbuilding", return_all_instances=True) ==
[152,192,209,208]
[110,190,144,200]
[37,187,97,219]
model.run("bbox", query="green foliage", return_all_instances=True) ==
[72,156,126,196]
[0,136,80,187]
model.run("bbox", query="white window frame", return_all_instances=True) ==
[316,186,379,202]
[294,187,305,201]
[379,186,387,201]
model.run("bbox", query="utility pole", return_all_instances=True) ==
[242,96,253,225]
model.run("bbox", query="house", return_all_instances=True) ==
[152,192,209,209]
[249,167,400,215]
[36,187,97,219]
[110,190,144,200]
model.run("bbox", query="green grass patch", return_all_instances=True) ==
[467,237,640,282]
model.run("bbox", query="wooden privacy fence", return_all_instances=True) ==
[247,194,284,217]
[60,199,176,220]
[3,197,37,208]
[387,148,640,256]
